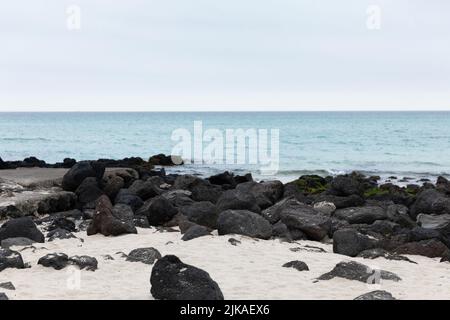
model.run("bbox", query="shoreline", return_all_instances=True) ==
[1,155,450,300]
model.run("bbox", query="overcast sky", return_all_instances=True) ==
[0,0,449,111]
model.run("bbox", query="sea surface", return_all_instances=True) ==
[1,112,450,183]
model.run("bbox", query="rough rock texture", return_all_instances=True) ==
[354,290,396,300]
[0,217,45,243]
[126,247,162,265]
[282,260,309,271]
[62,161,105,191]
[150,255,224,300]
[0,248,25,271]
[135,196,178,226]
[38,253,69,270]
[217,210,272,239]
[318,261,401,283]
[68,255,98,271]
[332,228,379,257]
[87,195,137,236]
[333,206,387,224]
[180,201,219,229]
[182,225,211,241]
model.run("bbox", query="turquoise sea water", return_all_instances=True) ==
[1,112,450,182]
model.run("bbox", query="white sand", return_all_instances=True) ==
[1,228,450,300]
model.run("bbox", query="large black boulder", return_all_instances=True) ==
[0,217,45,243]
[410,189,450,218]
[182,225,211,241]
[235,181,284,209]
[180,201,219,229]
[332,228,379,257]
[216,189,261,213]
[62,161,105,191]
[114,189,144,212]
[329,175,364,197]
[135,196,178,226]
[150,255,224,300]
[333,206,386,224]
[128,177,163,201]
[75,177,105,208]
[217,210,272,239]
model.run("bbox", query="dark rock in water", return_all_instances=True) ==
[149,154,182,166]
[135,196,178,226]
[21,156,46,168]
[150,255,224,300]
[280,204,331,241]
[68,255,98,271]
[47,228,76,241]
[1,237,35,249]
[133,216,150,228]
[128,177,163,201]
[162,190,194,207]
[354,290,396,300]
[217,210,272,239]
[0,282,15,290]
[394,239,450,258]
[357,248,416,263]
[0,248,25,271]
[62,161,105,192]
[0,217,45,243]
[38,253,69,270]
[235,181,284,209]
[180,201,219,229]
[217,189,261,214]
[126,247,162,265]
[228,238,241,246]
[114,189,144,212]
[112,204,134,223]
[182,225,211,241]
[282,260,309,271]
[208,171,236,187]
[318,261,401,283]
[314,194,365,209]
[75,177,105,208]
[334,206,387,224]
[0,293,8,300]
[330,175,364,197]
[410,189,450,218]
[332,229,379,257]
[87,195,137,236]
[48,217,76,232]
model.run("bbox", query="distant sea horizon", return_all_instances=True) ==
[1,111,450,184]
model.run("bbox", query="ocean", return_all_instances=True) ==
[1,112,450,183]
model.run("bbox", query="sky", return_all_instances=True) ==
[0,0,449,111]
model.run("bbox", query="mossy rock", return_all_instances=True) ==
[293,175,329,194]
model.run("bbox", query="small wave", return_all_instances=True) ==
[1,137,51,142]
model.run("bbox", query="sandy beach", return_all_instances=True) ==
[1,227,449,300]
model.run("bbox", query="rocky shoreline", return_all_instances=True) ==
[1,155,450,300]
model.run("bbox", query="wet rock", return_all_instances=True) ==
[354,290,396,300]
[318,261,401,283]
[126,247,162,265]
[282,260,309,271]
[217,210,272,239]
[150,255,224,300]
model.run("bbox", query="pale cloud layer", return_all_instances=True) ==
[0,0,449,111]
